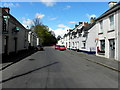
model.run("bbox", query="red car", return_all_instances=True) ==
[55,45,60,49]
[59,45,66,51]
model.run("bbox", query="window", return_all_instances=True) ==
[99,20,103,33]
[100,40,105,52]
[81,42,86,49]
[109,15,114,30]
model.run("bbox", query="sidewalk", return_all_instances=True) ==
[67,49,120,72]
[0,49,37,70]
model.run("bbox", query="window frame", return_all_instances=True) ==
[109,14,114,31]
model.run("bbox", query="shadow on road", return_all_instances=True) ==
[1,49,37,70]
[1,61,59,83]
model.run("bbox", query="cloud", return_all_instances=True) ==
[21,17,33,28]
[2,3,20,7]
[40,0,56,7]
[36,13,45,19]
[68,21,77,23]
[86,14,97,19]
[58,24,69,28]
[50,17,57,20]
[21,13,45,28]
[64,5,71,9]
[50,24,70,37]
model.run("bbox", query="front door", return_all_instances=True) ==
[109,39,115,59]
[4,36,8,55]
[14,37,17,53]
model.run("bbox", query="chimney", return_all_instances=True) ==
[2,7,10,13]
[75,24,79,28]
[90,17,96,23]
[79,22,82,25]
[83,22,89,26]
[108,1,117,8]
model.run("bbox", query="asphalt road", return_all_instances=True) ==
[1,47,118,88]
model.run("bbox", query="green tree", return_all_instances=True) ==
[32,18,57,46]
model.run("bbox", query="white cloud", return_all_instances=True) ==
[2,3,20,7]
[40,0,56,7]
[22,17,33,28]
[36,13,45,19]
[50,24,70,37]
[50,17,57,20]
[86,14,97,19]
[65,5,71,9]
[68,21,77,23]
[54,28,69,38]
[58,24,69,28]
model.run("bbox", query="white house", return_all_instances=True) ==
[2,7,29,55]
[28,30,39,49]
[0,8,2,55]
[58,1,120,61]
[95,2,120,61]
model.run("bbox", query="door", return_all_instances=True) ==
[109,39,115,59]
[4,36,8,55]
[14,37,17,53]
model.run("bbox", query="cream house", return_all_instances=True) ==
[2,7,29,55]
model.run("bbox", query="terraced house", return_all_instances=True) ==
[0,8,2,55]
[58,1,120,61]
[1,7,29,55]
[95,1,120,61]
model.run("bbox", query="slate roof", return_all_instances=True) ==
[2,8,27,31]
[95,2,120,21]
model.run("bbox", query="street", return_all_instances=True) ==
[1,47,118,88]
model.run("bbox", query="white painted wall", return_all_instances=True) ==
[2,14,28,54]
[86,25,96,52]
[96,9,119,60]
[28,31,38,47]
[7,20,28,53]
[116,10,120,61]
[0,8,2,55]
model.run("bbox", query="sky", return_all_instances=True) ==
[1,1,116,37]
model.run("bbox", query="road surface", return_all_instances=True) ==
[1,47,118,88]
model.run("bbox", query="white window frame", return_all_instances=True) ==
[99,20,103,33]
[109,15,114,30]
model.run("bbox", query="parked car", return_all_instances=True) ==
[59,45,66,51]
[35,45,44,51]
[55,45,60,50]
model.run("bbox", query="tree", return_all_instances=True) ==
[33,18,42,26]
[32,18,57,46]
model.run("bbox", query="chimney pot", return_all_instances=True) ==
[90,17,96,23]
[2,7,10,13]
[108,1,117,8]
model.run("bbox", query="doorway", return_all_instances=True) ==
[14,37,17,53]
[4,36,8,55]
[109,39,115,59]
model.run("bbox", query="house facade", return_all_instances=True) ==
[60,20,96,54]
[0,8,2,55]
[58,1,120,61]
[28,30,39,49]
[95,2,120,61]
[2,7,29,55]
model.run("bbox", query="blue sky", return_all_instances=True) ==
[1,2,113,37]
